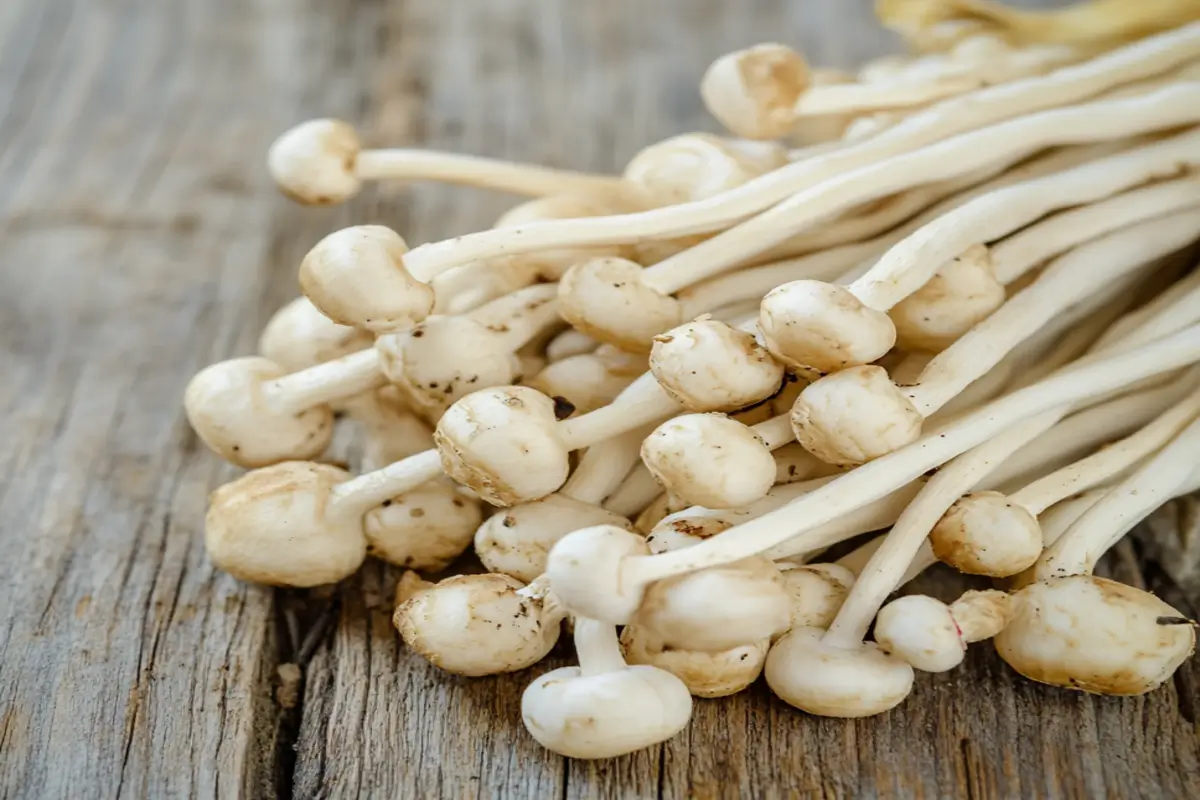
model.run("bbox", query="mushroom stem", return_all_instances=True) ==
[602,466,666,518]
[574,618,629,677]
[267,347,386,413]
[400,27,1200,272]
[555,374,680,450]
[618,323,1200,589]
[561,427,651,505]
[462,283,563,352]
[354,148,629,200]
[752,414,797,451]
[1038,416,1200,579]
[327,449,444,518]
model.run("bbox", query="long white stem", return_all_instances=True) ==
[990,176,1200,284]
[327,449,444,518]
[601,466,664,517]
[555,375,680,451]
[641,83,1200,295]
[355,149,628,200]
[904,209,1200,415]
[623,324,1200,586]
[561,427,652,506]
[268,347,386,413]
[574,618,627,676]
[399,27,1200,275]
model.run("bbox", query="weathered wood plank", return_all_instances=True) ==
[0,0,357,796]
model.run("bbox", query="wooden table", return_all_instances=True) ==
[2,0,1198,797]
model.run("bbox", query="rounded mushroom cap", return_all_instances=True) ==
[525,347,647,415]
[394,573,564,676]
[475,494,635,582]
[363,478,482,571]
[434,386,569,507]
[258,296,374,373]
[641,414,777,509]
[620,624,769,698]
[546,525,652,623]
[558,258,682,353]
[634,556,792,652]
[646,513,733,554]
[931,491,1043,577]
[356,388,436,471]
[521,664,693,759]
[375,316,520,421]
[995,575,1196,695]
[650,318,785,412]
[790,366,923,466]
[700,44,811,140]
[779,563,855,630]
[759,280,896,374]
[494,195,634,281]
[889,245,1005,353]
[299,225,434,334]
[429,257,539,315]
[764,627,915,717]
[874,594,966,672]
[267,119,362,205]
[205,461,365,587]
[623,133,785,205]
[184,356,333,468]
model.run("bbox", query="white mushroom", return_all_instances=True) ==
[525,345,646,415]
[268,119,628,206]
[620,624,769,698]
[394,573,566,676]
[875,590,1012,672]
[521,618,692,759]
[258,296,374,373]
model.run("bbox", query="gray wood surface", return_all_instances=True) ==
[1,0,1197,798]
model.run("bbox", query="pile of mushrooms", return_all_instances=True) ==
[187,5,1200,760]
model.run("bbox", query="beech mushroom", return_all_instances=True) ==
[790,208,1200,465]
[394,573,566,676]
[521,617,692,759]
[390,29,1200,279]
[874,590,1012,672]
[525,345,646,415]
[544,324,1200,627]
[258,296,374,372]
[268,119,629,206]
[620,624,769,698]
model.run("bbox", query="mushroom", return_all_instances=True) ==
[995,420,1200,695]
[525,345,647,415]
[622,132,789,206]
[394,573,566,676]
[394,51,1200,289]
[619,624,769,698]
[258,296,374,373]
[373,282,562,421]
[205,449,444,586]
[601,464,668,519]
[268,119,629,206]
[474,428,644,582]
[544,328,598,362]
[790,207,1200,465]
[544,323,1200,627]
[521,617,693,759]
[874,590,1013,672]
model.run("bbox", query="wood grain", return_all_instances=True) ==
[1,0,1197,798]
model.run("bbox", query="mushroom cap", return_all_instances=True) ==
[356,389,436,471]
[546,525,652,624]
[205,461,365,587]
[700,44,811,140]
[650,318,785,412]
[758,280,897,374]
[558,258,682,353]
[258,296,374,373]
[299,225,435,334]
[429,257,540,315]
[394,573,563,676]
[375,316,521,421]
[889,245,1005,353]
[521,664,693,759]
[621,624,769,698]
[641,414,777,509]
[623,133,785,205]
[874,594,966,672]
[995,575,1196,695]
[434,386,570,507]
[493,195,634,281]
[526,347,647,415]
[931,491,1043,577]
[634,555,793,652]
[791,366,923,466]
[646,514,734,554]
[267,119,362,205]
[363,478,482,571]
[764,627,915,717]
[779,563,855,630]
[184,356,333,468]
[475,494,635,582]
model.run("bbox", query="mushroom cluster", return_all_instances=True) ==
[188,7,1200,760]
